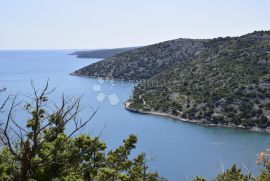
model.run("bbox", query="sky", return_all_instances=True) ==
[0,0,270,50]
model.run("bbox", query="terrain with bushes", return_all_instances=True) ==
[76,31,270,132]
[75,39,208,79]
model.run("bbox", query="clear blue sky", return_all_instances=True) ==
[0,0,269,50]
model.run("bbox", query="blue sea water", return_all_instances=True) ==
[0,50,270,181]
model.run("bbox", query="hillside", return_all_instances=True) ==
[74,39,208,79]
[70,47,137,59]
[128,31,270,131]
[75,31,270,131]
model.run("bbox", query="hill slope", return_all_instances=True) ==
[75,31,270,131]
[74,39,208,79]
[128,31,270,130]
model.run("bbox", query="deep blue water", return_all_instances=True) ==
[0,50,270,181]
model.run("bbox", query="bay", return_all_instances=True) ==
[0,50,270,181]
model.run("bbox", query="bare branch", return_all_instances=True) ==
[0,95,10,112]
[0,81,100,178]
[0,87,6,93]
[0,95,20,157]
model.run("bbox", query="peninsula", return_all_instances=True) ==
[74,31,270,133]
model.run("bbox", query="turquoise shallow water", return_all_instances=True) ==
[0,50,270,181]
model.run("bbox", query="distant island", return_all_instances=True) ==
[70,47,138,59]
[73,31,270,133]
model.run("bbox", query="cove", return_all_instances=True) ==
[0,50,270,181]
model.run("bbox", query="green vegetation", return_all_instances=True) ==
[75,39,207,79]
[193,150,270,181]
[129,31,270,130]
[1,84,270,180]
[0,84,165,181]
[76,31,270,131]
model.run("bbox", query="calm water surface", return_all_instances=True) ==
[0,50,270,181]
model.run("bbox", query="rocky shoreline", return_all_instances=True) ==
[71,72,138,82]
[124,101,270,134]
[71,72,270,134]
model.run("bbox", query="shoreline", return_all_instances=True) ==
[71,72,270,134]
[124,101,270,134]
[70,72,138,82]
